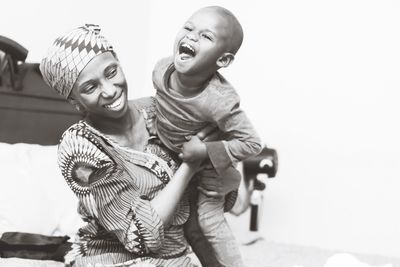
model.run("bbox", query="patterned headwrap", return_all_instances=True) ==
[40,24,114,98]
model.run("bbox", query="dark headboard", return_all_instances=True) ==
[0,36,82,145]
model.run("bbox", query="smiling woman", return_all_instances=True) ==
[39,24,205,267]
[69,52,129,120]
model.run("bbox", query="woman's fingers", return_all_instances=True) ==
[197,186,223,198]
[197,125,217,140]
[202,127,220,142]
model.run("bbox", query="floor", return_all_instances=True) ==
[225,213,400,267]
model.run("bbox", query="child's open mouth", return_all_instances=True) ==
[179,42,196,60]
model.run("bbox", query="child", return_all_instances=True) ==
[152,6,262,267]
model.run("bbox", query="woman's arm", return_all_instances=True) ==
[58,124,202,254]
[151,162,198,224]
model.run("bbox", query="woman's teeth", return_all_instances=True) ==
[105,95,124,110]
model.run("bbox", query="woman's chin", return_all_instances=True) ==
[110,104,129,119]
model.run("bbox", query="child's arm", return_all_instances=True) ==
[204,89,263,175]
[179,92,262,176]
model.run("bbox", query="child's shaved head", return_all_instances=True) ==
[197,6,244,54]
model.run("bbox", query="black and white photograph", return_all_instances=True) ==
[0,1,399,266]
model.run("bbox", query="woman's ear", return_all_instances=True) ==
[216,53,235,68]
[68,98,85,113]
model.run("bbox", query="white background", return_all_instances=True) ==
[2,0,400,258]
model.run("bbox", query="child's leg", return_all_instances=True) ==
[197,193,245,267]
[184,181,221,267]
[197,169,245,267]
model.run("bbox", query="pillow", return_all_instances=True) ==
[0,142,83,238]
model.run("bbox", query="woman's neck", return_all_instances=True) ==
[84,105,149,150]
[85,106,137,135]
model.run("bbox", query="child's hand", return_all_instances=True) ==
[179,135,208,163]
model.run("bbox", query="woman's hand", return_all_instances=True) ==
[176,125,222,199]
[178,125,220,162]
[196,125,220,142]
[179,135,207,162]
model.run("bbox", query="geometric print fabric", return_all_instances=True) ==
[39,24,113,98]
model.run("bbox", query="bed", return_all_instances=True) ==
[0,36,83,266]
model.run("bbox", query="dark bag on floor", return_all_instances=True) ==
[0,232,72,262]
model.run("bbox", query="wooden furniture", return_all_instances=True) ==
[0,36,82,145]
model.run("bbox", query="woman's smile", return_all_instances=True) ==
[104,93,125,111]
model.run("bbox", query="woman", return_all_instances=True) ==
[40,24,216,267]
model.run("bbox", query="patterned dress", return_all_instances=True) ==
[58,97,196,267]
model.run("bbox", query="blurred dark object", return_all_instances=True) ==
[243,146,278,231]
[0,36,82,145]
[243,146,278,180]
[0,232,72,262]
[0,36,28,91]
[0,36,28,61]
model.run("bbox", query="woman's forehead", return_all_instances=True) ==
[77,52,117,82]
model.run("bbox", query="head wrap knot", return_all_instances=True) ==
[40,24,114,98]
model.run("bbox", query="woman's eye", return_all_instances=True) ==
[106,67,117,79]
[83,84,96,94]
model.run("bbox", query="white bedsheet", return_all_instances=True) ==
[0,142,83,238]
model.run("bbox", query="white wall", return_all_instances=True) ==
[145,0,400,258]
[1,0,152,97]
[2,0,400,258]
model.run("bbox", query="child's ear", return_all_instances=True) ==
[216,53,235,68]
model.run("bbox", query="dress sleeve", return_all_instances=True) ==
[205,90,263,175]
[57,124,165,255]
[89,171,165,255]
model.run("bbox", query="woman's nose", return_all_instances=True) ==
[101,81,117,98]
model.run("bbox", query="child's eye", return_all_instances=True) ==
[183,25,193,31]
[201,34,212,41]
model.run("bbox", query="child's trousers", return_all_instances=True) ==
[196,165,245,267]
[197,192,245,267]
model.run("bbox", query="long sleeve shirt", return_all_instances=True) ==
[153,57,262,175]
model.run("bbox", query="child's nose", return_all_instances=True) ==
[186,31,198,42]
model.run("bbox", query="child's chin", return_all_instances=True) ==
[175,55,190,64]
[174,58,193,72]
